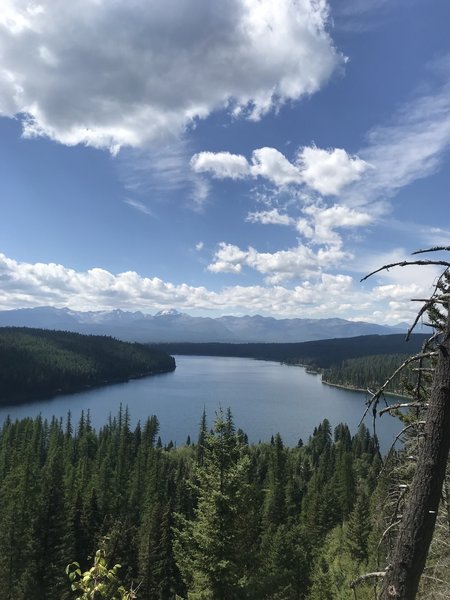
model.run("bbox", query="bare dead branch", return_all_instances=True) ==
[412,247,450,255]
[379,422,427,477]
[379,402,429,416]
[406,301,434,340]
[358,353,436,428]
[407,270,450,336]
[350,571,387,589]
[411,298,450,304]
[377,520,402,564]
[360,260,450,283]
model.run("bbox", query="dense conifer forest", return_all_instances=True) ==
[0,327,175,405]
[0,407,382,599]
[155,334,427,368]
[1,406,447,599]
[322,354,417,395]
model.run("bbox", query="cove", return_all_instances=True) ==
[0,355,400,451]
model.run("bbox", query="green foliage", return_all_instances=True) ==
[307,525,373,600]
[155,335,427,368]
[67,546,137,599]
[344,491,371,563]
[0,327,175,404]
[323,353,416,395]
[173,409,251,600]
[0,409,382,600]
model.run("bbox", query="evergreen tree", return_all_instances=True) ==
[174,409,250,600]
[345,491,371,564]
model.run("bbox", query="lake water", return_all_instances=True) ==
[0,355,400,450]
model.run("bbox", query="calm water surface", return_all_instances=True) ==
[0,356,399,450]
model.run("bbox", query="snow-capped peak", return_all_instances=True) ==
[155,309,183,317]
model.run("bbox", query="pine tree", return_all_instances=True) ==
[345,491,371,564]
[174,409,250,599]
[263,432,287,527]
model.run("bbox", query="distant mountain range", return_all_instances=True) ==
[0,306,407,343]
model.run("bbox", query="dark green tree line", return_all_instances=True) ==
[0,409,381,600]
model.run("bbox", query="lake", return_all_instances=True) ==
[0,355,400,450]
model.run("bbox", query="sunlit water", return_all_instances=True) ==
[0,355,400,450]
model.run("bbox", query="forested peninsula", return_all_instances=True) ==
[155,334,427,368]
[156,334,428,395]
[0,327,175,405]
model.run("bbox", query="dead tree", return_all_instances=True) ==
[362,248,450,599]
[379,308,450,599]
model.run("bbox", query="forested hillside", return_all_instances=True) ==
[2,407,446,599]
[322,353,418,395]
[0,408,382,599]
[156,334,427,369]
[0,327,175,404]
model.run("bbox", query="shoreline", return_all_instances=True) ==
[321,378,411,400]
[0,363,176,409]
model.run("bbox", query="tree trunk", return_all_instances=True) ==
[380,309,450,599]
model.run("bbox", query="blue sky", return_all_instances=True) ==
[1,0,450,324]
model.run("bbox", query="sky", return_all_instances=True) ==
[1,0,450,324]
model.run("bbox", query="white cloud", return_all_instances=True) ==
[0,0,342,151]
[195,241,204,251]
[207,243,248,274]
[192,147,302,185]
[348,79,450,208]
[0,252,431,323]
[300,204,372,244]
[123,198,152,216]
[193,68,450,211]
[192,145,368,194]
[304,204,372,229]
[118,141,210,209]
[246,203,372,248]
[250,148,303,186]
[332,0,401,32]
[191,151,250,180]
[246,208,293,227]
[295,146,368,195]
[0,252,360,317]
[373,283,425,301]
[207,241,350,283]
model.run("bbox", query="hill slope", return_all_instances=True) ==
[155,333,428,368]
[0,327,176,405]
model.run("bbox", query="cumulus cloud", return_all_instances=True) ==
[191,147,302,185]
[207,241,350,283]
[0,252,431,323]
[191,152,250,180]
[0,0,342,151]
[296,146,368,195]
[0,252,370,318]
[207,244,249,274]
[373,283,425,301]
[192,145,368,194]
[193,67,450,210]
[246,203,372,248]
[300,204,372,244]
[251,148,303,186]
